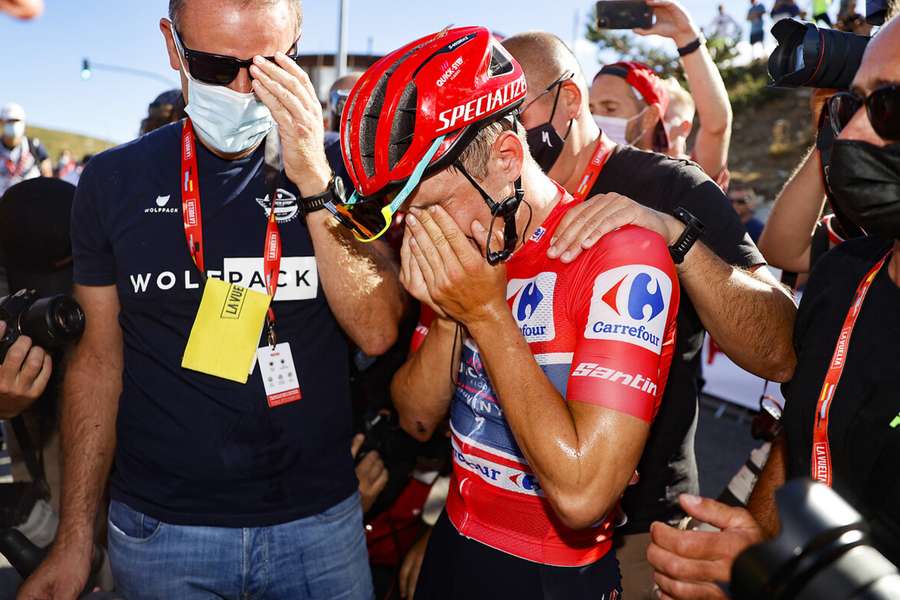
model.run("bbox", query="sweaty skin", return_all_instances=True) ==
[393,131,676,536]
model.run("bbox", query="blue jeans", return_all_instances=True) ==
[107,493,373,600]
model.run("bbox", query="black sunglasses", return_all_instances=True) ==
[173,28,301,86]
[520,71,576,115]
[828,85,900,141]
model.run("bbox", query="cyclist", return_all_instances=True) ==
[329,26,681,599]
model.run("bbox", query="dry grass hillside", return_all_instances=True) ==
[24,125,116,164]
[721,61,816,203]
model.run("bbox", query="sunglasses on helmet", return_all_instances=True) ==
[828,85,900,142]
[172,27,301,86]
[325,136,446,242]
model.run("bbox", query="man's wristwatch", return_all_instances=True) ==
[299,174,346,215]
[669,207,705,264]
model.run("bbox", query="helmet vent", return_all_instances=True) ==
[389,83,418,170]
[359,40,432,178]
[489,46,514,77]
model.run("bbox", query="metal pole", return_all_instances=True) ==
[337,0,349,77]
[572,9,580,49]
[82,59,178,87]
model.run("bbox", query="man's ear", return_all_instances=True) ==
[643,104,664,131]
[493,130,525,185]
[676,118,693,139]
[560,80,583,122]
[160,19,181,72]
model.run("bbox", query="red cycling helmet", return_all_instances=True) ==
[330,26,527,242]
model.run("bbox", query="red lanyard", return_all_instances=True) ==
[4,145,32,178]
[811,250,891,486]
[572,134,616,203]
[180,119,282,340]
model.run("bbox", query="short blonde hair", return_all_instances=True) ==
[662,78,695,124]
[455,116,530,180]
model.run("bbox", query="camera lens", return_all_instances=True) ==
[21,295,86,350]
[769,19,871,89]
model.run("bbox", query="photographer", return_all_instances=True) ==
[589,0,733,184]
[504,31,796,600]
[19,0,405,598]
[646,18,900,598]
[0,178,82,596]
[0,177,72,479]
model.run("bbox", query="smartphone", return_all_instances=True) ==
[595,1,654,30]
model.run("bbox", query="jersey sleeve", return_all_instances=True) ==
[565,225,680,422]
[71,159,117,286]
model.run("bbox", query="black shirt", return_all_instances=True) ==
[589,145,764,532]
[782,236,900,565]
[72,122,356,527]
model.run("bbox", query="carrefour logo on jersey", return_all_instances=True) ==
[585,265,672,354]
[507,272,557,342]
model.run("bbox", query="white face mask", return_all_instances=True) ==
[2,121,25,141]
[180,55,274,155]
[593,109,647,147]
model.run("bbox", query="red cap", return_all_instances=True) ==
[597,61,670,150]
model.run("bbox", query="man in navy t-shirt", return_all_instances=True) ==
[19,1,404,599]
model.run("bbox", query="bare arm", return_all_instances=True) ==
[678,36,731,179]
[637,0,732,177]
[678,241,797,381]
[57,284,122,550]
[747,435,787,537]
[547,193,798,382]
[19,284,123,599]
[307,212,406,356]
[249,52,405,358]
[391,317,460,442]
[757,147,827,273]
[468,308,650,529]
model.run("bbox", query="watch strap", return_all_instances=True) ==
[299,175,345,215]
[677,36,705,57]
[298,190,332,215]
[669,206,705,264]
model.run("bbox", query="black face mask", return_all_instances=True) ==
[827,140,900,240]
[525,83,573,173]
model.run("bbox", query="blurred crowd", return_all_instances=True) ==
[1,0,899,600]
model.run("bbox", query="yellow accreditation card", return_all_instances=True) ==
[182,278,272,384]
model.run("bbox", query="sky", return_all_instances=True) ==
[2,0,763,146]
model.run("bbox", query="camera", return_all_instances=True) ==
[731,479,900,599]
[768,18,871,89]
[0,289,85,362]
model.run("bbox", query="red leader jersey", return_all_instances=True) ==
[412,187,680,567]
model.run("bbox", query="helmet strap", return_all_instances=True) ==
[456,162,525,265]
